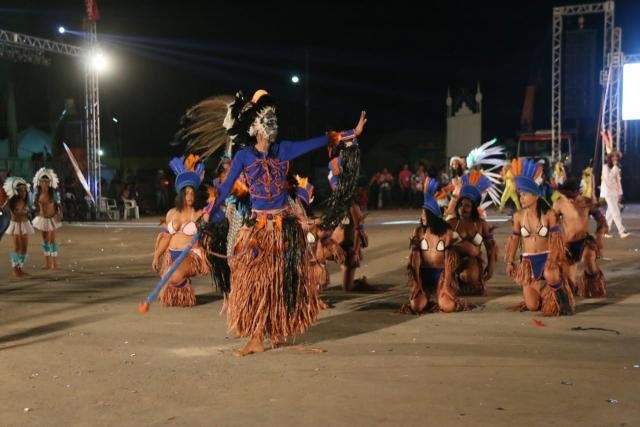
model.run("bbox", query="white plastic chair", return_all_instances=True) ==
[99,197,120,220]
[123,199,140,220]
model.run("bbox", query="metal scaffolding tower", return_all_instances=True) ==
[0,27,101,203]
[551,1,615,162]
[84,21,101,202]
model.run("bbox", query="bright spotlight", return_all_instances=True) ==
[291,75,300,84]
[112,117,118,123]
[98,149,104,156]
[90,51,110,72]
[58,26,66,34]
[623,63,640,121]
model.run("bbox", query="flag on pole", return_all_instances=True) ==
[63,143,95,203]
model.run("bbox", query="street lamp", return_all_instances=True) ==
[291,75,300,84]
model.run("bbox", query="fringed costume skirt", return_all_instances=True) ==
[5,220,35,235]
[227,208,324,339]
[32,215,62,232]
[515,251,575,316]
[159,247,210,307]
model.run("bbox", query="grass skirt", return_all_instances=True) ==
[227,210,323,339]
[159,247,210,307]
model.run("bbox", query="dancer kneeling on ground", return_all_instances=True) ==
[152,156,210,307]
[553,177,608,297]
[401,177,468,314]
[447,171,497,296]
[504,158,575,316]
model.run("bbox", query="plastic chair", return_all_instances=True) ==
[99,197,120,220]
[123,199,140,220]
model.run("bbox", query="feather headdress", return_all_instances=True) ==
[3,176,30,199]
[33,168,59,189]
[511,158,544,196]
[423,176,445,217]
[169,155,206,192]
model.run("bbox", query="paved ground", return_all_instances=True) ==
[1,208,639,426]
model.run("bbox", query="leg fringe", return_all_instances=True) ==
[541,280,575,316]
[159,281,196,307]
[578,269,606,298]
[437,250,468,312]
[401,250,428,314]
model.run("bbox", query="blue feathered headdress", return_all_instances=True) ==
[459,170,492,205]
[422,176,442,217]
[169,155,205,192]
[511,158,544,197]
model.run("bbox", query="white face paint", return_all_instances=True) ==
[249,107,278,143]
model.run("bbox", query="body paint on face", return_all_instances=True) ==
[250,108,278,143]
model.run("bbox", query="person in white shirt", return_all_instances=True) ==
[600,151,629,239]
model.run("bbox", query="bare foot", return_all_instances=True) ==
[233,336,265,357]
[12,267,21,278]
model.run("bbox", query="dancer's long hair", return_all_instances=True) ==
[422,209,450,236]
[174,185,206,211]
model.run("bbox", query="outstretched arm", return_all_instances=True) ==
[278,111,367,161]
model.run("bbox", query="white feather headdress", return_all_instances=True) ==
[3,176,30,199]
[33,168,60,189]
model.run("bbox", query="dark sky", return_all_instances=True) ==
[2,0,640,158]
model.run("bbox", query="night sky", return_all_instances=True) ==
[2,0,640,162]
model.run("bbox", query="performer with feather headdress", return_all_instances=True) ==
[32,168,62,270]
[151,156,211,307]
[174,89,366,356]
[445,139,504,219]
[3,176,34,277]
[400,176,468,314]
[504,158,575,316]
[446,170,497,296]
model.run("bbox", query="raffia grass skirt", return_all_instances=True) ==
[227,213,323,339]
[159,247,210,307]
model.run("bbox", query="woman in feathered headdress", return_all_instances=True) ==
[3,176,34,277]
[32,168,62,270]
[151,155,210,307]
[504,158,575,316]
[177,89,367,356]
[400,176,468,314]
[445,139,505,219]
[446,170,497,296]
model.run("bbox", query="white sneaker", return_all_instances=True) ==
[620,231,630,239]
[604,233,613,238]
